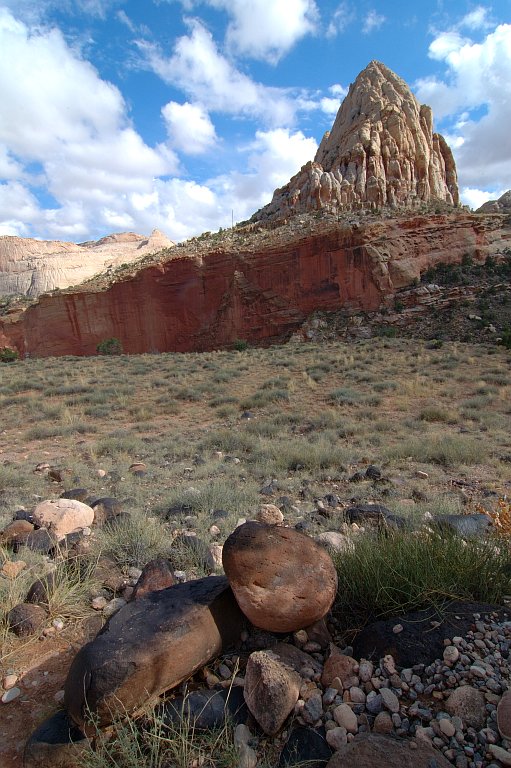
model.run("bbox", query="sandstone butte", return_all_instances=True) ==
[0,61,510,359]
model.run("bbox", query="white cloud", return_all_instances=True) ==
[415,23,511,191]
[362,10,385,34]
[460,6,492,31]
[138,19,295,126]
[460,187,506,210]
[216,0,318,63]
[326,2,355,38]
[172,0,318,63]
[162,101,217,155]
[0,8,180,240]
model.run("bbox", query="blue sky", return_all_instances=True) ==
[0,0,509,242]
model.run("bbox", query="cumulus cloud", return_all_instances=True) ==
[0,8,179,239]
[362,10,385,34]
[170,0,318,63]
[162,101,217,155]
[415,22,511,191]
[138,19,295,126]
[460,187,506,210]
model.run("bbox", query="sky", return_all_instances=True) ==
[0,0,510,243]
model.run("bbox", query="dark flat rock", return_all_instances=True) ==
[353,600,509,668]
[158,686,248,730]
[326,732,451,768]
[279,725,333,768]
[23,710,88,768]
[64,575,245,727]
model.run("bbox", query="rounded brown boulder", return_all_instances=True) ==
[222,521,338,632]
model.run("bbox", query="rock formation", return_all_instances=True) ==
[0,229,174,297]
[253,60,458,222]
[0,209,509,358]
[476,190,511,214]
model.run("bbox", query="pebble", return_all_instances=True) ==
[444,645,460,664]
[3,674,18,690]
[326,726,348,750]
[380,687,400,713]
[333,703,358,733]
[1,687,21,703]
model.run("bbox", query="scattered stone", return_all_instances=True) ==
[315,532,353,553]
[1,686,21,703]
[91,596,107,611]
[322,646,358,689]
[443,645,460,664]
[20,528,57,554]
[32,498,94,540]
[380,687,400,714]
[60,488,89,502]
[244,650,301,735]
[102,597,127,618]
[3,673,18,690]
[209,543,223,570]
[130,558,175,601]
[1,559,27,579]
[223,521,337,633]
[433,513,493,539]
[326,727,348,750]
[0,519,34,546]
[64,576,245,726]
[7,603,47,637]
[90,497,124,527]
[257,504,284,525]
[333,703,358,733]
[445,685,486,729]
[488,744,511,766]
[325,732,452,768]
[373,712,394,734]
[497,690,511,739]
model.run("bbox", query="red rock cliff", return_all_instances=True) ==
[0,211,509,358]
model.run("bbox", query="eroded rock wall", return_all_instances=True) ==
[0,212,508,358]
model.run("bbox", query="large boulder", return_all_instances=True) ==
[64,575,245,727]
[32,499,94,540]
[326,733,451,768]
[222,522,337,632]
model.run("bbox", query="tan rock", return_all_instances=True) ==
[0,519,34,545]
[322,645,359,688]
[445,685,486,729]
[1,559,27,579]
[32,498,94,540]
[256,504,284,525]
[222,521,338,632]
[254,60,458,223]
[243,650,301,735]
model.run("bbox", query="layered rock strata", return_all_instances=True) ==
[253,60,458,222]
[0,229,174,297]
[476,190,511,214]
[0,210,509,358]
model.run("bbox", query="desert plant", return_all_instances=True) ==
[96,337,123,356]
[332,528,511,632]
[0,347,19,363]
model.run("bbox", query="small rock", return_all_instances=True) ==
[380,687,400,714]
[7,604,47,637]
[443,645,460,664]
[326,726,348,750]
[2,687,21,703]
[333,703,358,733]
[256,504,284,525]
[1,560,27,579]
[102,597,127,618]
[373,712,394,734]
[489,745,511,767]
[3,674,18,690]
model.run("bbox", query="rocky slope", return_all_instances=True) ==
[0,229,174,297]
[0,209,509,358]
[253,61,458,222]
[476,190,511,214]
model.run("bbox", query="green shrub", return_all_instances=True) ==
[387,433,487,466]
[0,347,19,363]
[333,529,511,630]
[232,339,248,351]
[96,337,123,356]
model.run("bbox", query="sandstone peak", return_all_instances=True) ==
[253,60,459,221]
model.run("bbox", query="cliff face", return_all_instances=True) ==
[1,211,508,358]
[253,61,458,222]
[0,229,174,297]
